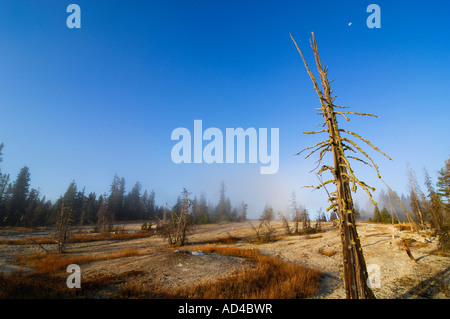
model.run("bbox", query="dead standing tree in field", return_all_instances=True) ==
[54,200,72,253]
[291,33,392,299]
[158,188,193,246]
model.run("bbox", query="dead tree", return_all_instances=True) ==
[408,166,425,228]
[290,191,301,233]
[251,207,277,243]
[278,211,292,235]
[423,170,449,252]
[291,33,393,299]
[177,188,192,245]
[97,201,113,233]
[301,207,311,230]
[381,179,421,235]
[54,200,72,253]
[159,189,193,246]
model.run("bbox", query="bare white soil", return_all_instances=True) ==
[0,221,448,299]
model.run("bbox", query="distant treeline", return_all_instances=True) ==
[0,143,247,228]
[367,160,450,228]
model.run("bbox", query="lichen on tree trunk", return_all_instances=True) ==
[291,32,392,299]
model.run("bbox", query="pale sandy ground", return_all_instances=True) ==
[0,221,449,299]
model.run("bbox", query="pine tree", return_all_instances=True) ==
[290,191,301,233]
[23,188,40,227]
[436,158,450,213]
[108,175,125,220]
[61,181,85,226]
[124,181,143,220]
[196,193,210,224]
[353,203,362,221]
[380,206,391,223]
[423,169,448,251]
[34,196,53,226]
[0,143,10,217]
[215,181,232,221]
[329,210,338,222]
[84,192,99,224]
[372,205,381,223]
[238,202,248,221]
[8,166,31,226]
[141,190,156,219]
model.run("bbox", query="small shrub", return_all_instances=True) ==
[141,222,152,231]
[249,221,277,243]
[318,247,336,257]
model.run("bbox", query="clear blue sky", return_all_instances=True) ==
[1,1,449,218]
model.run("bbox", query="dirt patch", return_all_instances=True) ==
[81,250,251,294]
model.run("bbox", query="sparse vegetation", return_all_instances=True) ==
[116,246,323,299]
[16,248,143,274]
[141,221,152,231]
[0,229,155,246]
[0,268,141,299]
[53,200,72,253]
[207,233,242,244]
[0,248,147,298]
[158,188,193,246]
[249,206,277,243]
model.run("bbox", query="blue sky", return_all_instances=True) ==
[0,1,449,218]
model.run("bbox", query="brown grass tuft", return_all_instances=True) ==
[394,224,413,232]
[0,270,75,298]
[209,234,242,244]
[116,246,322,299]
[318,247,336,257]
[16,248,143,274]
[0,269,137,298]
[0,230,154,246]
[398,238,427,248]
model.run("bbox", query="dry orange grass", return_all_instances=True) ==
[196,246,260,259]
[0,236,55,245]
[394,224,413,231]
[0,270,77,298]
[0,268,142,298]
[16,248,143,274]
[117,246,323,299]
[203,234,242,245]
[0,230,154,246]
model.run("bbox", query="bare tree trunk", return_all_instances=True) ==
[388,190,396,241]
[291,33,381,298]
[312,33,375,299]
[409,166,425,228]
[382,179,421,235]
[402,240,416,262]
[159,189,192,246]
[54,200,72,253]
